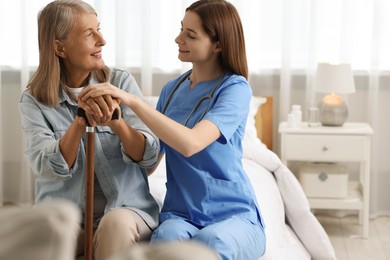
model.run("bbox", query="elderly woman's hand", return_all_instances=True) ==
[78,95,120,127]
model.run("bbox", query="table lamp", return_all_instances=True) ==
[314,62,355,126]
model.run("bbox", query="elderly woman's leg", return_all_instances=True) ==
[93,208,152,260]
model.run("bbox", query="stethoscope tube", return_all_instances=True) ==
[161,70,192,115]
[162,70,225,126]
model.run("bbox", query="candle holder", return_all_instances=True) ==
[318,93,348,126]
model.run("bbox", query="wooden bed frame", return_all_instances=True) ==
[255,96,273,150]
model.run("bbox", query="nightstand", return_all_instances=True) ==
[278,122,373,238]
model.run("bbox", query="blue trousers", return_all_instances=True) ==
[151,217,266,260]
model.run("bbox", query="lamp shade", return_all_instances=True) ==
[314,63,355,94]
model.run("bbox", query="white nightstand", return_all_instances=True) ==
[278,122,373,238]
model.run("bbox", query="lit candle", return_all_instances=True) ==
[322,93,344,107]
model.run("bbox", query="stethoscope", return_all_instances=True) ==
[161,70,226,126]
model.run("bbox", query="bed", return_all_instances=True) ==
[145,96,337,260]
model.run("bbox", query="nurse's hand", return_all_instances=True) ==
[80,83,133,107]
[78,93,115,117]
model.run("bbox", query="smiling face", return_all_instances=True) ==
[175,11,220,66]
[55,13,106,87]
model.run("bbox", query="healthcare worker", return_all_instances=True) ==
[79,0,266,259]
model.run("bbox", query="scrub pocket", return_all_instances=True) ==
[206,177,255,221]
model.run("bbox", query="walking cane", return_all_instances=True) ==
[78,108,118,260]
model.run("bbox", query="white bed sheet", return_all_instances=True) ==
[243,158,311,259]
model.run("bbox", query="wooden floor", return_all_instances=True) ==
[316,214,390,260]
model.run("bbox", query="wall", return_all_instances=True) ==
[2,69,389,215]
[1,71,34,204]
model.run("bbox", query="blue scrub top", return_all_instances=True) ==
[157,71,264,228]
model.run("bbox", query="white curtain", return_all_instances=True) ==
[0,0,388,214]
[0,59,3,206]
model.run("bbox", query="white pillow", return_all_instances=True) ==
[242,96,268,161]
[144,96,159,108]
[244,96,267,143]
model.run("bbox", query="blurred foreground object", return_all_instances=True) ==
[0,200,80,260]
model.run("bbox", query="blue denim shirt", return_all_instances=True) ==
[19,69,160,229]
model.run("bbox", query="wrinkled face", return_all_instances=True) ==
[56,13,106,80]
[175,11,219,65]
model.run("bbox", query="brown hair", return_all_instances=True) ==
[186,0,248,79]
[28,0,110,106]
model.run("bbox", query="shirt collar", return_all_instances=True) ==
[59,72,99,106]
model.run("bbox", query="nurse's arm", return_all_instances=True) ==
[128,96,220,158]
[80,86,221,157]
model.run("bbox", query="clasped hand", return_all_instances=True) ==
[77,84,121,127]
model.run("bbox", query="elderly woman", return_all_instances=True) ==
[19,1,159,259]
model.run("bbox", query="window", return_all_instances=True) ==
[1,0,389,72]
